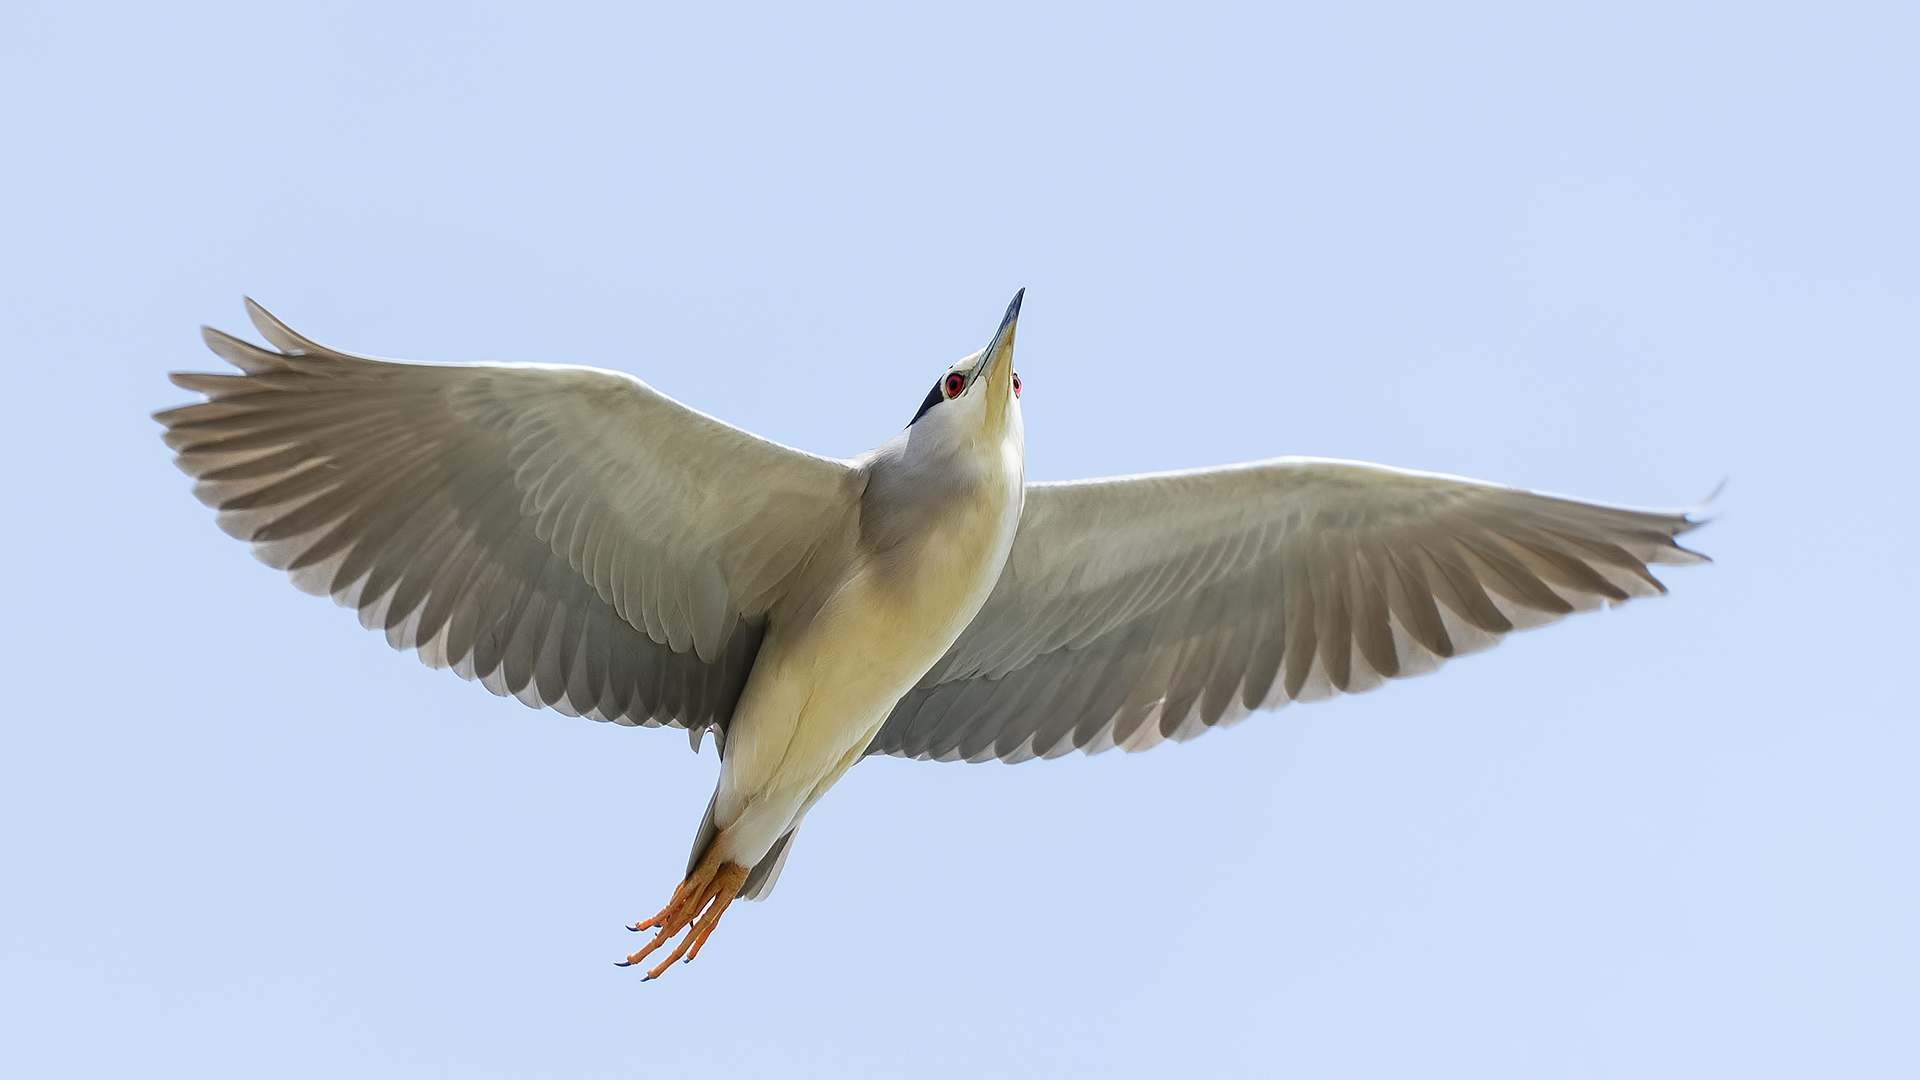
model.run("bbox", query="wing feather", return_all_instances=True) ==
[159,300,861,733]
[869,458,1705,762]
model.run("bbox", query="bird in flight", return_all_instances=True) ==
[157,291,1705,979]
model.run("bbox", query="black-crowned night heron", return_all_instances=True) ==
[157,292,1705,978]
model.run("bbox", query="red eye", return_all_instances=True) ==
[944,372,965,399]
[1012,371,1022,398]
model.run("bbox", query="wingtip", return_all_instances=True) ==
[1670,483,1724,566]
[1667,481,1718,564]
[242,295,320,355]
[243,296,285,345]
[199,323,288,374]
[1669,542,1713,565]
[1685,477,1728,521]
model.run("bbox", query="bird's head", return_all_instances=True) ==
[905,289,1025,452]
[860,289,1027,556]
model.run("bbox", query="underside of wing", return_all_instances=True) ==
[157,300,861,736]
[868,458,1706,763]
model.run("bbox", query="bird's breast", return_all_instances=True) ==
[840,454,1023,679]
[707,434,1023,864]
[719,448,1022,800]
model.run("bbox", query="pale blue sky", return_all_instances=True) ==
[2,2,1915,1076]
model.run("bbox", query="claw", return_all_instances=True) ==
[619,859,750,981]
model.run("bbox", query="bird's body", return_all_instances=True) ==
[708,358,1026,884]
[157,292,1704,977]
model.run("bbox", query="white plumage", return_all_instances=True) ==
[157,291,1704,976]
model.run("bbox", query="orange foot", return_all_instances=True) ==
[618,854,750,980]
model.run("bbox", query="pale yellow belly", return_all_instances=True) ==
[708,483,1022,866]
[707,569,970,862]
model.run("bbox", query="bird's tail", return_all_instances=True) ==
[684,791,798,902]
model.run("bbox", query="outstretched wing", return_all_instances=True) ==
[158,300,862,736]
[867,458,1705,763]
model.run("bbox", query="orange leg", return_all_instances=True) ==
[618,852,750,981]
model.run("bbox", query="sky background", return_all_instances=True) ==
[3,1,1916,1076]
